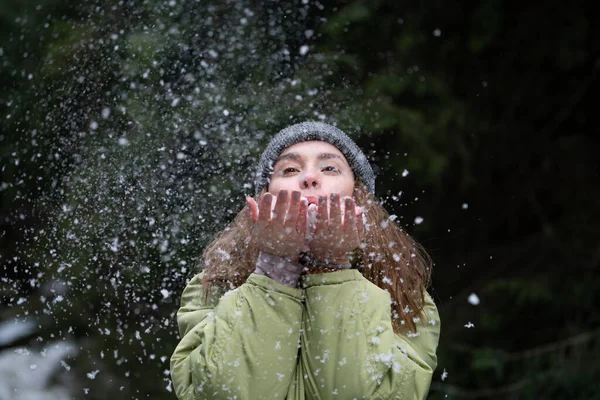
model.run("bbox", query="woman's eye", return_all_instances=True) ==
[282,167,298,174]
[323,166,340,173]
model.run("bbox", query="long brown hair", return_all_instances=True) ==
[200,183,432,333]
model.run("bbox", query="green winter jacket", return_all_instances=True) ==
[170,269,440,400]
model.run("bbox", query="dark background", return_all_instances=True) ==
[1,0,599,398]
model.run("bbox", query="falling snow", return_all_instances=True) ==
[299,45,310,55]
[468,293,480,306]
[0,1,447,398]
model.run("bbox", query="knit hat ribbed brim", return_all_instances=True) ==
[254,121,375,194]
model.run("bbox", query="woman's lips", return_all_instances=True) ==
[304,195,319,205]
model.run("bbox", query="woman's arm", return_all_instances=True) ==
[170,272,304,400]
[175,273,225,339]
[300,270,440,400]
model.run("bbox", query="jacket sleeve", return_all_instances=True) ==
[300,270,440,400]
[170,272,304,400]
[175,273,226,339]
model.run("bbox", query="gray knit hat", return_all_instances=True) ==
[254,121,375,194]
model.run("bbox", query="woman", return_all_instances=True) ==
[170,121,440,400]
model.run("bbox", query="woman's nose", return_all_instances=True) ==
[301,171,320,189]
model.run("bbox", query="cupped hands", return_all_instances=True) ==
[246,190,364,265]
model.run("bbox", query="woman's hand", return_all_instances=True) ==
[307,194,364,265]
[246,190,308,263]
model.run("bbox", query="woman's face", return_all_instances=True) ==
[268,140,355,202]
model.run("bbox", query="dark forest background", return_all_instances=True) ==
[1,0,599,399]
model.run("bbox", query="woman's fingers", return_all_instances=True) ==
[316,195,329,232]
[246,196,259,222]
[250,191,312,262]
[343,197,355,231]
[273,190,289,225]
[296,198,308,235]
[286,191,301,225]
[307,203,318,238]
[256,190,307,238]
[308,197,364,259]
[253,193,363,260]
[257,192,273,225]
[329,193,343,227]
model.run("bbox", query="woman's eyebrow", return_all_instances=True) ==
[275,152,302,163]
[317,152,345,162]
[275,152,347,164]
